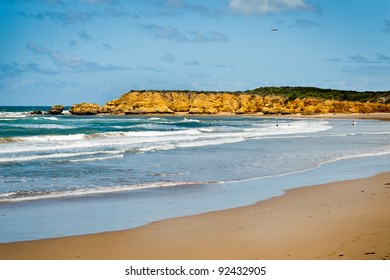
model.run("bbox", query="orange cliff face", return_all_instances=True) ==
[69,91,390,115]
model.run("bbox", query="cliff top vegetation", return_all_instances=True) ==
[129,87,390,104]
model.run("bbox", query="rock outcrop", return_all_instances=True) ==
[68,90,390,115]
[69,103,103,115]
[30,110,43,115]
[47,105,65,115]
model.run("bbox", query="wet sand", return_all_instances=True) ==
[1,171,390,260]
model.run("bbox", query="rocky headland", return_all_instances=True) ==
[69,87,390,116]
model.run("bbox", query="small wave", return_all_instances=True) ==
[0,137,21,143]
[43,117,59,121]
[67,154,124,162]
[176,137,245,148]
[85,132,127,139]
[0,150,124,163]
[182,118,201,123]
[150,172,189,177]
[138,144,177,152]
[198,127,217,133]
[219,148,390,186]
[88,129,202,139]
[318,149,390,167]
[0,181,203,203]
[0,112,27,118]
[7,123,74,129]
[7,133,87,143]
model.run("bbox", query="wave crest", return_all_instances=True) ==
[0,181,202,203]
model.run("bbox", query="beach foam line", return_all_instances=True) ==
[0,112,27,118]
[7,123,75,129]
[0,133,87,144]
[43,117,59,121]
[0,150,125,163]
[0,181,204,203]
[217,148,390,185]
[181,118,201,123]
[67,154,124,162]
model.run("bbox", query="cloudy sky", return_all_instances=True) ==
[1,0,390,105]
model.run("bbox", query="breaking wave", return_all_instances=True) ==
[0,181,202,203]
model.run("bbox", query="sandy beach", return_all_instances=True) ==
[1,171,389,260]
[295,113,390,121]
[157,112,390,121]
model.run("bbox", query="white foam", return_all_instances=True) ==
[43,117,59,121]
[0,112,27,118]
[0,150,124,163]
[0,181,202,202]
[182,118,201,123]
[176,137,245,148]
[12,133,87,142]
[0,120,333,157]
[67,154,124,162]
[318,148,390,167]
[151,172,189,177]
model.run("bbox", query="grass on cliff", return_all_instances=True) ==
[130,87,390,104]
[244,87,390,104]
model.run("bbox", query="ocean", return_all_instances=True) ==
[1,106,390,242]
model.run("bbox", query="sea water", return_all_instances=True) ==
[0,106,389,242]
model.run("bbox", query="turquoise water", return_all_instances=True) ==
[0,107,389,242]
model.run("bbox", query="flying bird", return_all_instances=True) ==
[271,28,278,32]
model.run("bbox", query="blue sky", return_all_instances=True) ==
[1,0,390,105]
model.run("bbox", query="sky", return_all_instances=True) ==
[1,0,390,105]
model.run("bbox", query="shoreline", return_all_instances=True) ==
[100,112,390,121]
[177,112,390,120]
[1,171,389,260]
[4,108,390,121]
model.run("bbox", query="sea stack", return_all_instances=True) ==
[47,105,65,115]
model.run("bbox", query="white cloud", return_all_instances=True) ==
[228,0,315,15]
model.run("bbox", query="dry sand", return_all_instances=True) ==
[1,172,390,260]
[295,112,390,121]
